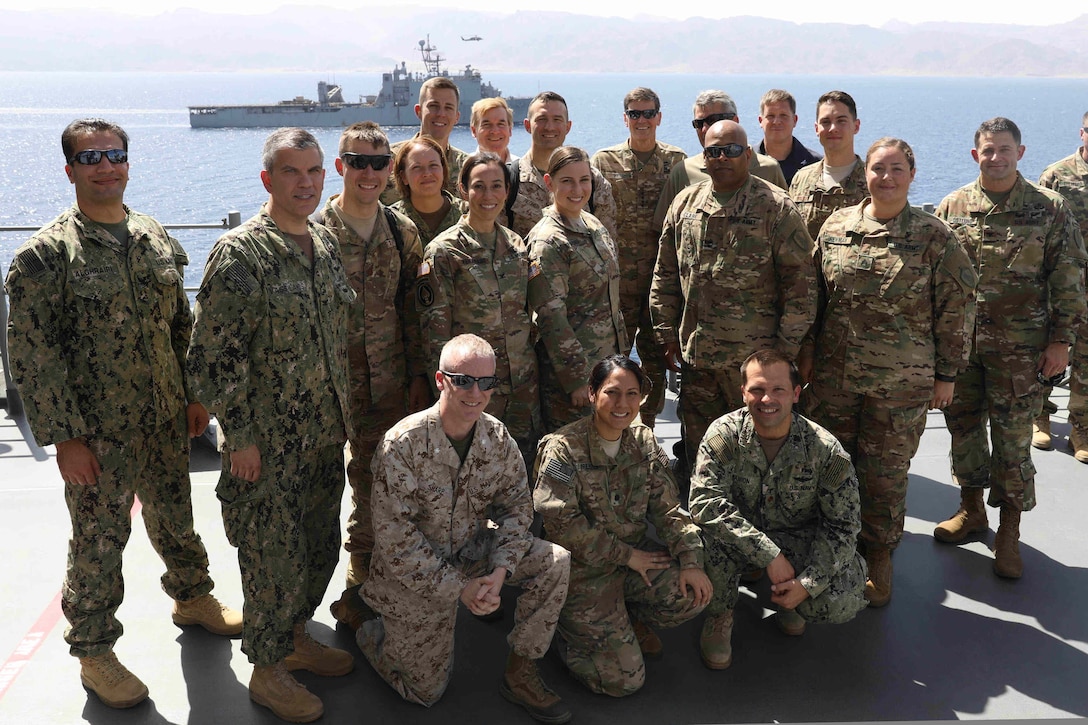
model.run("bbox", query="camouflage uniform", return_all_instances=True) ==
[650,176,818,469]
[380,137,468,206]
[533,417,706,697]
[803,201,977,548]
[314,195,424,579]
[789,156,868,240]
[5,205,214,658]
[689,410,867,622]
[526,206,628,432]
[416,219,541,455]
[1039,151,1088,432]
[936,173,1088,511]
[359,406,570,707]
[592,140,687,424]
[391,191,467,246]
[187,204,354,665]
[505,153,618,242]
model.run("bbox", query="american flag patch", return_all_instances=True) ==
[543,459,574,484]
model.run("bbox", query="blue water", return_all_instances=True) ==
[3,71,1087,279]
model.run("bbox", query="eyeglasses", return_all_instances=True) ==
[341,152,392,171]
[440,370,500,391]
[691,113,736,130]
[70,149,128,165]
[625,108,658,120]
[704,144,746,159]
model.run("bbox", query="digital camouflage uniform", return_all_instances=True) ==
[359,406,570,707]
[391,191,467,246]
[592,140,687,424]
[5,205,214,658]
[789,156,868,241]
[533,417,706,697]
[505,153,618,242]
[526,206,628,432]
[379,137,468,206]
[803,201,977,548]
[650,176,818,469]
[187,204,354,665]
[936,173,1088,510]
[689,410,867,622]
[416,218,541,457]
[315,195,424,580]
[1039,150,1088,433]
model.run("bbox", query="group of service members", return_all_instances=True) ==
[4,75,1087,725]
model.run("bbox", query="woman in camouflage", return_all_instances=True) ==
[390,135,465,245]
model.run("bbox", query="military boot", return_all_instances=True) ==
[499,650,572,724]
[993,506,1023,579]
[1031,415,1053,450]
[172,593,243,636]
[775,608,806,636]
[284,623,354,676]
[631,615,663,658]
[79,652,149,709]
[329,584,378,630]
[1069,425,1088,464]
[933,487,989,543]
[249,661,322,723]
[864,547,893,607]
[699,610,734,670]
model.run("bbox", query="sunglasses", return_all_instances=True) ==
[704,144,746,159]
[441,370,500,391]
[1037,370,1066,387]
[625,108,658,120]
[70,149,128,165]
[691,113,736,130]
[341,152,392,171]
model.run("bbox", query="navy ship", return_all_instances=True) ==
[188,36,529,129]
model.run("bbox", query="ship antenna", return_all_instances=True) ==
[418,35,445,78]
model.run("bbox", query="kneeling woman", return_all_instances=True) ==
[533,355,711,697]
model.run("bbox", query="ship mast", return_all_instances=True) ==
[417,35,446,78]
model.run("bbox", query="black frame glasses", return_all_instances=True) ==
[440,370,500,391]
[70,149,128,165]
[691,113,736,130]
[703,144,746,159]
[341,152,392,171]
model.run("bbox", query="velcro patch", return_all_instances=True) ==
[222,260,258,296]
[15,249,46,277]
[416,280,434,308]
[528,261,542,280]
[655,448,670,469]
[417,261,430,278]
[706,433,728,461]
[543,459,574,485]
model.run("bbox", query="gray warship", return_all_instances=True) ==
[188,36,529,129]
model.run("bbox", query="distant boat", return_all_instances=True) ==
[188,35,528,129]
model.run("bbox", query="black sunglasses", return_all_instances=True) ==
[691,112,736,130]
[341,152,392,171]
[1037,370,1066,387]
[704,144,746,159]
[70,149,128,166]
[625,109,658,120]
[441,370,500,391]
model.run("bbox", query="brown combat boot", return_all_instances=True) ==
[631,615,663,658]
[933,487,989,543]
[864,547,893,607]
[699,610,734,670]
[79,652,149,709]
[329,584,378,630]
[172,593,243,636]
[249,661,323,723]
[1069,425,1088,464]
[499,650,572,724]
[284,623,354,676]
[993,506,1023,579]
[1031,415,1053,450]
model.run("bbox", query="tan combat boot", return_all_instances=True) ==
[993,506,1023,579]
[933,487,989,543]
[249,661,322,723]
[864,547,893,607]
[329,584,378,630]
[1069,425,1088,464]
[79,652,149,709]
[172,593,243,636]
[1031,415,1053,450]
[699,610,734,670]
[631,615,663,658]
[499,650,572,724]
[284,623,354,676]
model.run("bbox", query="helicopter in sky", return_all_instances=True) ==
[461,35,483,41]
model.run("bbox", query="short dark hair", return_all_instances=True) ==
[624,87,660,113]
[62,118,129,162]
[420,76,460,105]
[589,354,650,396]
[975,117,1022,147]
[458,151,510,194]
[262,127,323,172]
[528,91,568,120]
[393,135,448,200]
[339,121,389,155]
[740,349,801,389]
[817,91,857,121]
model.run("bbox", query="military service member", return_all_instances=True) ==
[757,89,823,185]
[1035,111,1088,462]
[591,87,686,428]
[312,121,429,629]
[689,350,867,670]
[188,128,356,723]
[5,118,241,710]
[471,96,518,163]
[650,119,817,487]
[789,90,867,240]
[358,334,572,723]
[933,117,1088,579]
[390,135,467,245]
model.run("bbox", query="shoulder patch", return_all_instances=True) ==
[528,261,542,280]
[221,259,258,296]
[706,432,728,460]
[417,261,430,278]
[14,248,46,277]
[655,447,670,470]
[416,279,434,308]
[543,459,574,485]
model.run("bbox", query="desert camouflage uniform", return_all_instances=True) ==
[936,174,1088,511]
[1039,150,1088,431]
[592,140,687,424]
[416,218,541,456]
[789,156,868,240]
[359,406,570,706]
[5,205,215,658]
[505,153,618,242]
[689,410,867,622]
[315,195,424,580]
[187,204,354,665]
[533,417,705,697]
[391,190,467,246]
[527,206,628,431]
[380,137,468,206]
[803,201,977,548]
[650,176,818,469]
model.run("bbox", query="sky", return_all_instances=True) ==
[5,0,1086,28]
